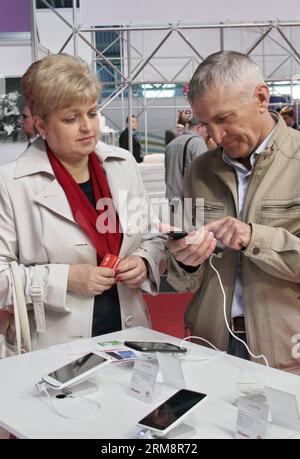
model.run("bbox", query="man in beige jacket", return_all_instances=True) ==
[167,50,300,373]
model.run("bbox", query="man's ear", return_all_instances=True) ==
[33,116,46,140]
[195,124,204,136]
[255,84,270,113]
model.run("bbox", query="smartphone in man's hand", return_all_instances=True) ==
[168,231,187,240]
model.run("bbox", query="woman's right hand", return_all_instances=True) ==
[67,264,116,296]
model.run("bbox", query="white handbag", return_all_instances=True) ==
[0,261,31,358]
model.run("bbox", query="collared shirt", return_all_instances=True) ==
[27,134,40,148]
[222,129,274,318]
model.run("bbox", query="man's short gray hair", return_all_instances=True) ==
[188,50,265,105]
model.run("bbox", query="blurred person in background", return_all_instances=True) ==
[119,115,144,163]
[165,109,191,146]
[279,106,299,130]
[165,117,208,201]
[21,105,38,146]
[2,91,20,141]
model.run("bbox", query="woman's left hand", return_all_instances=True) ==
[116,256,148,289]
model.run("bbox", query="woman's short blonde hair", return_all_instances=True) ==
[22,54,101,120]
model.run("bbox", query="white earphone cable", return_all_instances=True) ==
[36,381,101,420]
[209,253,273,387]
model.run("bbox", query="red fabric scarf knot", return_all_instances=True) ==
[47,148,122,263]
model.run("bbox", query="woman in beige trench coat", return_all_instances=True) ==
[0,54,165,350]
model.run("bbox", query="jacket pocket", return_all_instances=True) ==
[275,314,300,372]
[260,197,300,229]
[202,200,225,224]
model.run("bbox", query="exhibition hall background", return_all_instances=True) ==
[0,0,300,337]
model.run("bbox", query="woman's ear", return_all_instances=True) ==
[33,116,46,140]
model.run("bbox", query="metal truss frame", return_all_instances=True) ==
[30,0,300,152]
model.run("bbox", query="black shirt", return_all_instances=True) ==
[79,180,121,336]
[119,128,143,163]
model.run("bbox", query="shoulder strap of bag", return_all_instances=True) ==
[0,312,13,358]
[182,136,198,176]
[11,273,22,355]
[10,261,31,353]
[30,266,46,334]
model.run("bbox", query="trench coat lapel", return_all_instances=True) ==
[16,139,133,228]
[15,138,76,223]
[34,179,75,224]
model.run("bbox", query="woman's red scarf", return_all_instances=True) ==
[47,148,122,263]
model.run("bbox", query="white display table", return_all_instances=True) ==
[0,327,300,439]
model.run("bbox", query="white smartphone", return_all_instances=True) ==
[137,389,207,436]
[42,352,110,390]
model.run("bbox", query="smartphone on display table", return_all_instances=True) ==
[42,352,110,390]
[137,389,207,436]
[124,341,187,353]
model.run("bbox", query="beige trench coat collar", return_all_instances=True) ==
[13,138,129,229]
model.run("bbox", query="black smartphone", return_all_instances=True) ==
[124,341,187,353]
[168,231,188,240]
[137,389,207,435]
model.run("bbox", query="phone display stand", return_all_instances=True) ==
[164,422,196,439]
[156,353,186,389]
[49,380,100,398]
[137,422,196,440]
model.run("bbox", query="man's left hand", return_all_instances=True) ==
[205,217,251,251]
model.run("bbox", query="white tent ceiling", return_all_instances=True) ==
[80,0,299,26]
[79,0,300,82]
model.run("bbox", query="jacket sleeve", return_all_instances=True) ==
[0,176,70,313]
[166,250,205,292]
[127,159,166,295]
[243,223,300,282]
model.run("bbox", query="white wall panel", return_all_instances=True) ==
[0,10,94,77]
[80,0,300,82]
[36,9,93,64]
[0,45,31,76]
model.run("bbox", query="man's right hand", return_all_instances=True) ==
[67,264,116,296]
[167,229,217,267]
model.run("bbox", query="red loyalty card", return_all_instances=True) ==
[100,253,120,271]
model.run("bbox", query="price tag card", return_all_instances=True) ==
[235,395,269,439]
[128,357,159,402]
[265,386,300,431]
